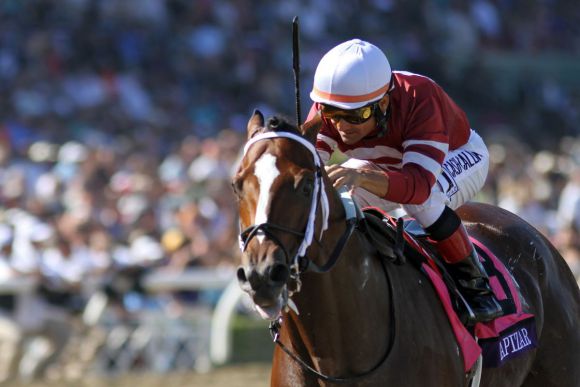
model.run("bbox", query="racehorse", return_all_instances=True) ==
[233,110,580,386]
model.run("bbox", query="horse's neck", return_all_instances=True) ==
[283,196,393,371]
[304,189,385,302]
[295,225,389,312]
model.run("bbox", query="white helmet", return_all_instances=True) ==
[310,39,392,110]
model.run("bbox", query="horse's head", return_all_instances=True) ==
[233,110,325,319]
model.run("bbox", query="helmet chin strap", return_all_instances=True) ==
[363,102,391,140]
[374,102,391,137]
[373,77,395,138]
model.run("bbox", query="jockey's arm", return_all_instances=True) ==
[325,164,389,197]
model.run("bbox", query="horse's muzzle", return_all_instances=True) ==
[237,258,290,319]
[237,261,289,292]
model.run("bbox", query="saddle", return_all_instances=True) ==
[360,207,537,371]
[362,207,515,319]
[359,209,401,263]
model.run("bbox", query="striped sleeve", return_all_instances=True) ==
[384,85,452,204]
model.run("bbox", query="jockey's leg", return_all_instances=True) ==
[403,130,501,322]
[423,206,502,323]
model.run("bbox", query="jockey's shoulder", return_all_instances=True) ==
[392,71,442,100]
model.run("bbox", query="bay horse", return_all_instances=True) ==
[233,110,580,387]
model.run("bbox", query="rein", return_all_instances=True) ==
[239,216,358,276]
[269,254,397,384]
[297,215,357,274]
[240,130,397,384]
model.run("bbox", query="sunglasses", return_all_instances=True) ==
[319,103,377,125]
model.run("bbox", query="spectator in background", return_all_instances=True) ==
[555,163,580,282]
[0,225,25,384]
[22,231,82,381]
[557,167,580,231]
[554,224,580,283]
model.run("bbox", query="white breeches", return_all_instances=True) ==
[343,130,489,228]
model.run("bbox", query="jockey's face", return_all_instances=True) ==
[327,95,390,145]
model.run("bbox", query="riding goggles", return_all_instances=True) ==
[318,103,377,125]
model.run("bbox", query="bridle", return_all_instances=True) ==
[239,130,356,291]
[238,128,396,383]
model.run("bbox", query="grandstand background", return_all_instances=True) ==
[0,1,578,385]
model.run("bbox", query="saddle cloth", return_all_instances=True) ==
[362,209,538,372]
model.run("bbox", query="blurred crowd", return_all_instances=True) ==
[0,0,579,382]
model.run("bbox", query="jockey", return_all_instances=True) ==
[306,39,502,323]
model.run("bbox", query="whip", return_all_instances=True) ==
[292,16,301,126]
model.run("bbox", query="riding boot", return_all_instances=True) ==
[434,222,503,323]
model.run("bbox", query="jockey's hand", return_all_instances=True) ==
[325,164,389,197]
[325,164,360,189]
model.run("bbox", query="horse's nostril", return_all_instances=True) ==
[237,266,248,283]
[269,263,289,285]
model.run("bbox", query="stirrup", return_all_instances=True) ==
[464,293,503,324]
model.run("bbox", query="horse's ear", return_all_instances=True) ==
[247,109,265,139]
[300,114,322,144]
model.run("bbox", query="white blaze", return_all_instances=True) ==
[254,153,279,243]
